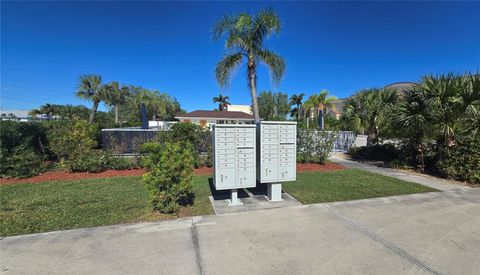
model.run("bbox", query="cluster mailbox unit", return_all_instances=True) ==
[213,121,296,206]
[213,124,256,206]
[257,121,297,201]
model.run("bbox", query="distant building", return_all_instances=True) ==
[175,110,254,129]
[226,104,252,114]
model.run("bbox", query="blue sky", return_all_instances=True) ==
[1,1,479,112]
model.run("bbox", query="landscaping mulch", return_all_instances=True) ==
[297,162,345,172]
[0,163,344,185]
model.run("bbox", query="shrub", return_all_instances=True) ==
[297,129,337,164]
[141,141,194,213]
[67,151,108,173]
[0,149,47,178]
[158,122,212,168]
[348,143,400,163]
[435,138,480,185]
[67,151,135,173]
[0,121,49,178]
[48,119,98,162]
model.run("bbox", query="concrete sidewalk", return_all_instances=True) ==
[329,154,471,192]
[2,189,479,274]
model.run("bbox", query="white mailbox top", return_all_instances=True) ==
[258,121,297,125]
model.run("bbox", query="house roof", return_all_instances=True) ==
[175,110,254,120]
[383,82,416,91]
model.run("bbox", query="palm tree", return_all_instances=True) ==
[105,81,130,125]
[212,94,231,111]
[75,74,106,123]
[212,8,285,123]
[28,109,41,120]
[39,103,56,120]
[345,88,397,146]
[396,87,433,170]
[289,93,304,120]
[303,90,337,129]
[419,73,480,145]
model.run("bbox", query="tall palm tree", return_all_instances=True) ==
[212,94,231,111]
[289,93,304,120]
[345,88,397,146]
[105,81,130,125]
[212,8,285,123]
[75,74,105,123]
[303,90,337,129]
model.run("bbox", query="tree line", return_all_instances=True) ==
[28,74,183,126]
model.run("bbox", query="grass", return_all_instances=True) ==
[283,168,437,204]
[1,169,437,236]
[0,175,214,236]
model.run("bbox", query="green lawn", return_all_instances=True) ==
[283,168,437,204]
[0,175,214,236]
[1,169,437,237]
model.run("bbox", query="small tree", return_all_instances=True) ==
[48,119,98,162]
[142,141,194,213]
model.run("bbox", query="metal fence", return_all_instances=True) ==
[332,131,356,152]
[102,128,160,154]
[102,127,356,154]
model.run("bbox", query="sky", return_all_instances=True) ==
[1,1,479,113]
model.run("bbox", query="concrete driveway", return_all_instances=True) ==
[2,188,479,275]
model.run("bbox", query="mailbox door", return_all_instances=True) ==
[279,163,295,181]
[236,168,255,188]
[261,158,278,182]
[216,167,235,189]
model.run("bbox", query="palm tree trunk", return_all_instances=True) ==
[115,104,119,125]
[89,100,99,124]
[248,54,261,123]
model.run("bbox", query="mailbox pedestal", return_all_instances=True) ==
[256,121,297,202]
[226,189,242,206]
[267,183,282,201]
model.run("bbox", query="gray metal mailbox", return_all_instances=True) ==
[256,121,297,201]
[213,124,256,205]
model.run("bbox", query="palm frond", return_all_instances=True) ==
[211,14,237,41]
[257,49,285,84]
[215,53,243,88]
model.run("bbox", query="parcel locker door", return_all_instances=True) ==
[278,164,295,181]
[261,158,278,182]
[215,168,235,190]
[236,168,255,188]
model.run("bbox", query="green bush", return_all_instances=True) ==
[67,151,135,173]
[0,121,49,178]
[0,149,47,178]
[67,151,108,173]
[48,119,98,162]
[157,122,212,168]
[141,141,194,213]
[348,144,400,163]
[297,129,337,164]
[435,138,480,185]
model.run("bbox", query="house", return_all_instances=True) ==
[175,110,254,129]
